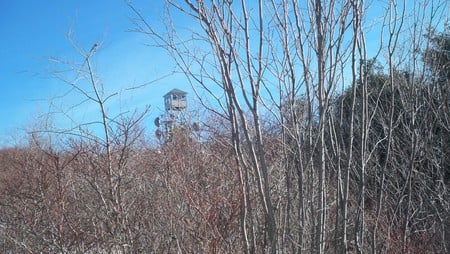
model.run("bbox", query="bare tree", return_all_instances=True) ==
[1,0,448,253]
[130,1,355,253]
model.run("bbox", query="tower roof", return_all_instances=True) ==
[164,88,187,98]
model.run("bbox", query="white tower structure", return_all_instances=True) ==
[164,88,187,112]
[155,89,188,141]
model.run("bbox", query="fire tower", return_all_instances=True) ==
[155,89,188,141]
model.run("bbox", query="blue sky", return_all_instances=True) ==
[0,0,191,147]
[1,1,447,147]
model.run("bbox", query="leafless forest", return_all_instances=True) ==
[0,0,449,253]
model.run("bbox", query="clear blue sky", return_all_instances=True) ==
[1,1,447,147]
[0,0,191,147]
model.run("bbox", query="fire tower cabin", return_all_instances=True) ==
[164,88,187,112]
